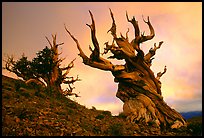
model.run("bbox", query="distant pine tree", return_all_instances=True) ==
[3,34,80,97]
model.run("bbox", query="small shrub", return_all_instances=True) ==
[91,106,96,110]
[108,123,124,136]
[67,109,74,114]
[56,110,67,116]
[15,80,28,90]
[3,95,10,99]
[187,122,202,136]
[29,82,40,89]
[5,87,13,91]
[14,81,21,92]
[95,114,105,120]
[20,92,30,98]
[93,126,101,134]
[18,109,27,119]
[118,112,127,119]
[44,87,55,96]
[16,107,36,121]
[35,90,44,98]
[80,121,93,131]
[102,111,112,116]
[68,102,77,109]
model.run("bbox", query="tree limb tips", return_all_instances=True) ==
[107,8,117,39]
[3,54,15,72]
[86,10,100,61]
[126,11,140,37]
[64,24,88,61]
[140,15,155,43]
[156,66,167,80]
[144,41,163,66]
[61,58,76,79]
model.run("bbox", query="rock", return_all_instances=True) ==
[72,127,82,136]
[171,120,184,129]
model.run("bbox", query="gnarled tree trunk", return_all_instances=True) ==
[65,9,186,129]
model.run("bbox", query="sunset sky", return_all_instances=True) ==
[2,2,202,115]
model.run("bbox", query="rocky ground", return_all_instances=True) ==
[2,75,202,136]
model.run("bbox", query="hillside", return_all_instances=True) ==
[2,75,202,136]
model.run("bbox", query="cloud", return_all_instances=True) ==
[165,97,202,112]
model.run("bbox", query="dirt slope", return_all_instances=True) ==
[2,75,202,136]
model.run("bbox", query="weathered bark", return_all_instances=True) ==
[65,9,187,129]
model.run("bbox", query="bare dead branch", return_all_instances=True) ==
[126,11,140,37]
[156,66,167,80]
[61,58,76,79]
[64,24,88,61]
[63,75,81,85]
[86,10,100,61]
[140,16,155,43]
[52,34,57,46]
[144,41,163,66]
[86,10,96,30]
[66,31,115,71]
[3,55,15,72]
[45,36,53,48]
[56,42,64,47]
[62,84,81,97]
[102,42,113,55]
[154,41,163,50]
[107,8,117,39]
[46,34,64,49]
[126,28,129,41]
[89,45,94,52]
[61,58,76,70]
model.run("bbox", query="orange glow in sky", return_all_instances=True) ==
[2,2,202,115]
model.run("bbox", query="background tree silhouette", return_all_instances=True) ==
[3,34,80,97]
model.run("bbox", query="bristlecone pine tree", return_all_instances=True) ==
[3,34,80,97]
[65,9,187,130]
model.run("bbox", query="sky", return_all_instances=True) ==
[2,2,202,115]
